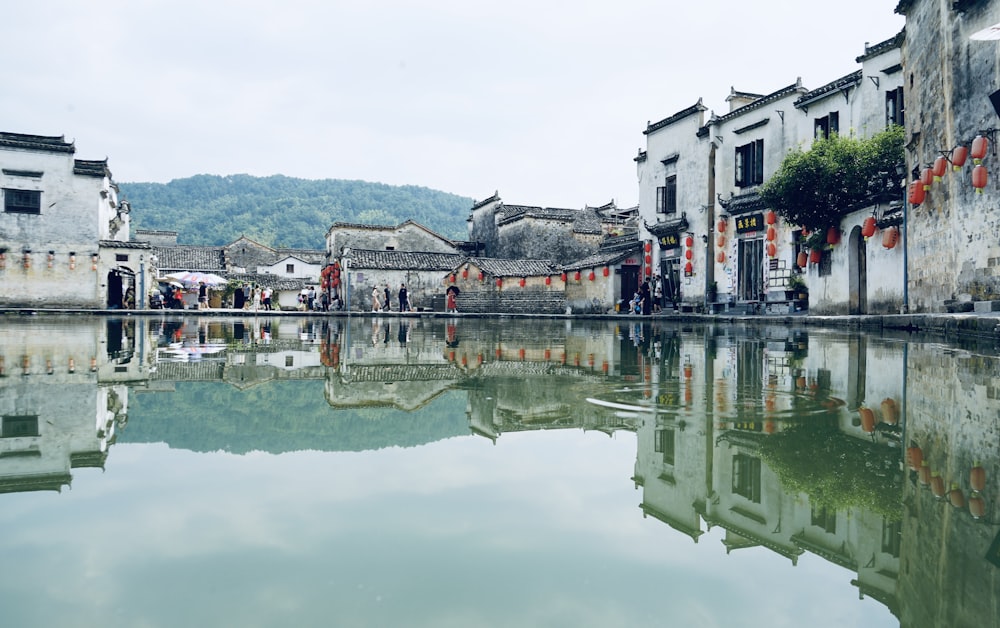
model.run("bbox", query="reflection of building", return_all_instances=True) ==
[0,318,150,493]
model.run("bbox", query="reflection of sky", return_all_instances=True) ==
[0,431,896,627]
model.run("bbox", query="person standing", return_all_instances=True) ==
[262,285,273,311]
[371,286,382,312]
[398,283,410,312]
[198,282,209,310]
[307,285,316,311]
[252,285,261,311]
[446,288,458,313]
[383,283,391,312]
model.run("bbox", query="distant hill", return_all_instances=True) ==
[120,174,474,249]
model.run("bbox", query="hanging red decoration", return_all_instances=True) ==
[907,446,924,472]
[462,268,468,279]
[766,226,776,241]
[644,254,652,265]
[932,155,948,181]
[765,210,777,225]
[645,266,651,276]
[717,218,727,233]
[717,251,726,264]
[797,251,808,269]
[951,145,969,170]
[685,235,694,248]
[684,261,693,274]
[920,167,934,191]
[644,241,652,253]
[908,180,925,206]
[861,216,877,238]
[972,164,988,193]
[969,495,986,519]
[519,278,526,287]
[948,484,966,509]
[919,461,931,486]
[766,242,776,258]
[450,274,456,283]
[930,472,946,499]
[970,461,986,492]
[809,249,822,264]
[545,275,551,285]
[685,248,693,260]
[971,134,989,164]
[478,271,484,281]
[859,407,875,433]
[717,235,726,248]
[574,271,581,281]
[496,278,503,287]
[882,226,899,249]
[880,398,898,425]
[826,226,840,245]
[602,266,609,277]
[560,272,567,282]
[588,271,595,281]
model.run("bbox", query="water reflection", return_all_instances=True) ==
[0,315,997,626]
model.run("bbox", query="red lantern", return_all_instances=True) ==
[860,407,875,433]
[496,278,503,287]
[919,461,931,486]
[880,398,898,425]
[971,134,988,164]
[882,226,899,249]
[574,271,581,281]
[766,226,776,241]
[717,251,726,264]
[826,226,840,245]
[930,472,946,499]
[644,254,652,265]
[685,235,694,248]
[951,145,968,170]
[450,274,456,283]
[861,216,877,238]
[519,278,526,287]
[717,235,726,248]
[602,266,609,277]
[765,210,777,225]
[462,268,468,279]
[969,495,986,519]
[948,484,966,509]
[932,155,948,181]
[545,275,551,285]
[478,271,484,281]
[644,241,652,253]
[797,251,808,268]
[809,249,822,264]
[717,219,727,233]
[766,242,776,258]
[970,461,986,492]
[972,164,988,193]
[588,271,595,281]
[920,167,934,191]
[685,248,693,260]
[908,180,925,206]
[907,446,923,472]
[645,266,651,276]
[684,261,693,274]
[560,272,567,282]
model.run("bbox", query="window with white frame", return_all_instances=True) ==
[656,176,677,214]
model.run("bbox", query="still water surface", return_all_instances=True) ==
[0,315,997,627]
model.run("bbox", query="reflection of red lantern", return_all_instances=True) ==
[951,145,968,170]
[478,271,484,281]
[765,210,776,225]
[450,274,456,283]
[462,268,468,279]
[809,249,822,264]
[971,134,988,164]
[970,462,986,492]
[907,446,923,472]
[797,251,808,268]
[908,181,925,206]
[969,495,986,519]
[972,164,988,193]
[919,461,931,486]
[949,484,966,509]
[930,472,946,498]
[860,407,875,432]
[862,216,877,238]
[932,155,948,181]
[882,226,899,249]
[645,266,651,276]
[880,398,898,424]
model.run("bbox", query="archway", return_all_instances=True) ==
[848,226,867,314]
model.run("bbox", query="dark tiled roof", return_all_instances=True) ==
[794,70,863,110]
[645,215,689,237]
[344,249,463,271]
[572,207,603,235]
[153,245,226,271]
[644,99,707,135]
[720,191,766,215]
[713,80,807,124]
[470,191,500,210]
[226,272,309,291]
[635,150,647,163]
[134,229,178,236]
[562,245,640,271]
[73,159,111,178]
[856,31,904,62]
[468,257,559,277]
[328,219,455,245]
[0,132,75,153]
[276,248,326,264]
[100,240,152,250]
[496,204,578,226]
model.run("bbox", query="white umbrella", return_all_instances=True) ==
[165,271,227,287]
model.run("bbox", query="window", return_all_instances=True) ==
[881,518,901,557]
[2,415,39,438]
[811,504,837,534]
[814,112,840,139]
[819,249,832,277]
[286,263,295,274]
[735,140,764,187]
[655,428,675,465]
[886,87,904,127]
[656,176,677,214]
[115,254,129,262]
[3,188,41,214]
[732,454,762,503]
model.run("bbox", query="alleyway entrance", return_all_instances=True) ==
[848,225,867,314]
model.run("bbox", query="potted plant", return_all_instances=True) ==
[788,274,808,300]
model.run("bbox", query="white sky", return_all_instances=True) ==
[2,1,904,209]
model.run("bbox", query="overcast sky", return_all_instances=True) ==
[2,1,904,209]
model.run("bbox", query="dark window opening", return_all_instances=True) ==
[2,415,39,438]
[814,111,840,139]
[886,87,904,127]
[732,454,762,503]
[735,140,764,188]
[655,428,676,465]
[656,176,677,214]
[811,504,837,534]
[4,188,41,214]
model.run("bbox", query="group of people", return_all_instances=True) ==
[233,283,274,311]
[372,282,411,312]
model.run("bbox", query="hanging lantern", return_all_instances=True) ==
[969,495,986,519]
[948,484,966,509]
[22,251,31,269]
[907,446,924,472]
[859,407,875,433]
[880,398,898,425]
[970,461,986,492]
[797,251,808,269]
[685,235,694,248]
[545,275,551,285]
[766,242,777,258]
[685,248,693,260]
[684,261,693,274]
[560,272,567,282]
[972,164,988,193]
[952,145,969,170]
[461,268,468,279]
[91,253,98,270]
[766,226,776,241]
[602,266,609,277]
[826,226,840,245]
[920,167,934,191]
[716,250,726,264]
[717,235,726,248]
[645,266,652,276]
[496,278,503,287]
[919,461,932,486]
[588,271,595,281]
[644,241,652,253]
[717,218,727,233]
[478,271,484,281]
[932,155,948,181]
[861,216,877,239]
[644,254,652,266]
[971,134,989,164]
[930,472,946,499]
[908,180,925,206]
[519,277,526,287]
[882,226,899,249]
[766,210,777,225]
[574,271,581,281]
[809,249,822,264]
[450,274,456,283]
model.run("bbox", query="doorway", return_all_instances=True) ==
[848,226,867,314]
[737,238,764,303]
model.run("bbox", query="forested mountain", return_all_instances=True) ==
[120,174,474,249]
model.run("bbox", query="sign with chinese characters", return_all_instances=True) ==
[734,212,764,234]
[658,233,680,249]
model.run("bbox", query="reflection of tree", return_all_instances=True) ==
[759,425,903,520]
